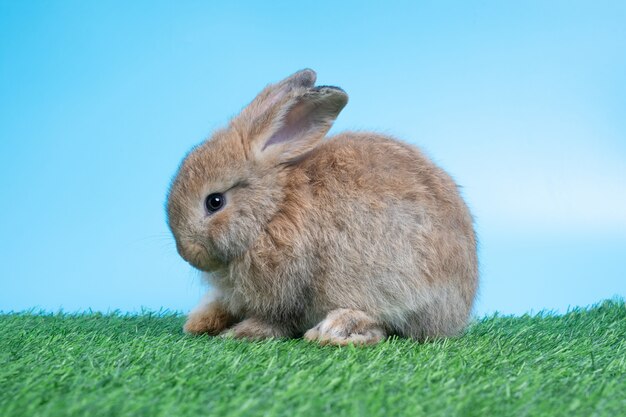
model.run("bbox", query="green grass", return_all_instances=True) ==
[1,300,625,417]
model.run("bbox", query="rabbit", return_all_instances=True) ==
[166,69,478,345]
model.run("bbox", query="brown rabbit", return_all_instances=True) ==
[167,69,478,345]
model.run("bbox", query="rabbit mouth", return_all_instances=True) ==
[178,240,223,271]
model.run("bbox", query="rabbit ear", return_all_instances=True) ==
[253,86,348,163]
[275,68,317,94]
[237,69,317,123]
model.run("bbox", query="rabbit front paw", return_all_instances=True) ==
[220,317,288,340]
[183,301,236,335]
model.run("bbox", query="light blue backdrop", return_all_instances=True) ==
[1,1,624,316]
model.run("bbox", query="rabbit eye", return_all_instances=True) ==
[205,193,225,214]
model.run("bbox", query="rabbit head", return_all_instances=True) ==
[166,69,348,271]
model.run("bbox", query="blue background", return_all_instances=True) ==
[1,1,624,316]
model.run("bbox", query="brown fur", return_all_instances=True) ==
[167,69,478,345]
[304,309,386,346]
[183,298,237,335]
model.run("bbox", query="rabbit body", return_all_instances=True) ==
[168,70,478,344]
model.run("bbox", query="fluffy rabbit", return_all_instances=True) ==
[167,69,478,345]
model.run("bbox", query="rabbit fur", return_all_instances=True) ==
[167,69,478,345]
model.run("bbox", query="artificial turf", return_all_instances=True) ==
[0,300,624,417]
